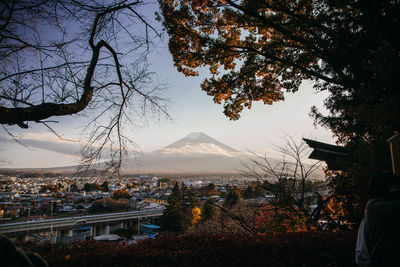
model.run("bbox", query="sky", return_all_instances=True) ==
[0,3,336,169]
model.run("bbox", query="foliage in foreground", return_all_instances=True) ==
[159,0,399,225]
[255,204,309,235]
[25,232,356,267]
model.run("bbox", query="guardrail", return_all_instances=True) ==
[0,209,164,234]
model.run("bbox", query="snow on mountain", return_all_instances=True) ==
[184,132,206,140]
[159,143,237,157]
[155,132,240,156]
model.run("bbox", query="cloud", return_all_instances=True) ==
[23,132,77,143]
[20,138,81,156]
[0,134,81,156]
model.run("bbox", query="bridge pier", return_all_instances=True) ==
[16,234,29,243]
[55,230,62,240]
[132,218,141,234]
[57,229,72,239]
[98,224,110,235]
[55,229,73,242]
[90,226,97,237]
[66,229,73,237]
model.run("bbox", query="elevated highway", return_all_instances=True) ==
[0,209,164,236]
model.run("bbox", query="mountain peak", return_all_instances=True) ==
[155,132,239,155]
[184,132,207,140]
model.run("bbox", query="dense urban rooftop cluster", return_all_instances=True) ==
[0,174,259,223]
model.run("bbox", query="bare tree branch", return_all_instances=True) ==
[0,1,170,174]
[242,136,324,219]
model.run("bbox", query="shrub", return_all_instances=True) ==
[112,189,131,200]
[24,231,357,266]
[87,198,132,213]
[255,204,309,235]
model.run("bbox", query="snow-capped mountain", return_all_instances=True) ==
[7,131,324,177]
[121,132,249,174]
[155,132,240,157]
